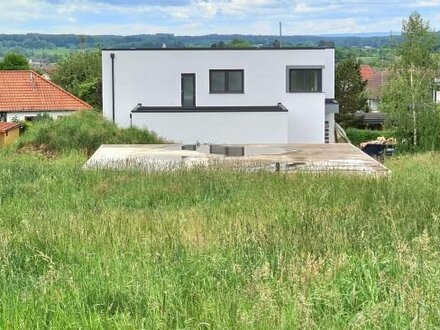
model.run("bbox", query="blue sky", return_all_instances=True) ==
[0,0,439,36]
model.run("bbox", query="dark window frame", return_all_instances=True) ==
[181,73,196,107]
[209,69,244,94]
[24,116,37,122]
[287,67,323,93]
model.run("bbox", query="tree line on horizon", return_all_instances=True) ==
[0,31,405,54]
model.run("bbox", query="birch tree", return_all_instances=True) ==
[381,12,440,150]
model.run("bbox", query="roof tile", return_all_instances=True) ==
[360,64,374,81]
[0,70,92,112]
[366,71,390,99]
[0,121,19,133]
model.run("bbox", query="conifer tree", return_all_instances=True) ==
[335,56,368,127]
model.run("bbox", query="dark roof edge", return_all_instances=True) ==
[103,46,333,51]
[3,109,88,112]
[131,103,289,113]
[325,98,339,104]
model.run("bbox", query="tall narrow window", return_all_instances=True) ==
[181,73,195,107]
[210,70,244,93]
[289,69,322,92]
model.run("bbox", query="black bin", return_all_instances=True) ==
[361,143,395,158]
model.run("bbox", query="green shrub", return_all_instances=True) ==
[346,128,397,147]
[16,110,164,155]
[11,118,30,134]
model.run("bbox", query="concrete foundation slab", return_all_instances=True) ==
[84,143,390,175]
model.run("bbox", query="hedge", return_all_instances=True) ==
[346,128,397,147]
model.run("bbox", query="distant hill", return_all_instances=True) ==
[0,32,407,62]
[317,32,400,38]
[0,32,402,49]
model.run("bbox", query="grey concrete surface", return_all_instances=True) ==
[83,143,390,175]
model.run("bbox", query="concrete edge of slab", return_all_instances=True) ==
[83,143,391,175]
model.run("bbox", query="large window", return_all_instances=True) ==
[288,68,322,92]
[210,70,244,93]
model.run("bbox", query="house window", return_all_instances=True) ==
[288,68,322,92]
[210,70,244,93]
[25,116,37,122]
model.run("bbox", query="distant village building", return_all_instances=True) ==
[360,64,390,112]
[434,77,440,104]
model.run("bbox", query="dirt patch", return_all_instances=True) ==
[17,144,58,159]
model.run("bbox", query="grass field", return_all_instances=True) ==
[1,150,440,328]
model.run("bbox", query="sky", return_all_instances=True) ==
[0,0,440,36]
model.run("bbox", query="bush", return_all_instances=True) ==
[335,113,364,129]
[346,128,397,147]
[384,108,440,153]
[16,110,164,155]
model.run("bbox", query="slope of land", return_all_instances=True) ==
[0,150,439,328]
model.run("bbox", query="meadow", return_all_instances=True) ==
[1,149,440,328]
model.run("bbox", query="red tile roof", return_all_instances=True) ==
[0,70,92,112]
[360,64,374,81]
[366,70,390,99]
[0,121,19,133]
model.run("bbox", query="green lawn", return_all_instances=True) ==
[1,151,440,328]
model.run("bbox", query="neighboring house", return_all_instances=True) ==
[357,111,386,130]
[0,70,92,122]
[360,64,374,82]
[360,64,389,112]
[102,47,338,144]
[0,122,19,146]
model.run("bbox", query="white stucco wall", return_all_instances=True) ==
[368,99,379,112]
[132,111,288,144]
[6,111,76,121]
[102,48,335,144]
[284,93,326,143]
[433,90,440,104]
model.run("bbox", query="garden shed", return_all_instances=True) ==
[0,122,19,146]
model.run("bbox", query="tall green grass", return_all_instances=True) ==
[15,111,164,155]
[1,152,440,328]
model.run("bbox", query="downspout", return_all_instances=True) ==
[110,53,115,123]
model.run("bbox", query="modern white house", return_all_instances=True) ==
[102,47,338,144]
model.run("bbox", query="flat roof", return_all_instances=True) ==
[102,46,333,51]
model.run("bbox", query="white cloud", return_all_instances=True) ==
[0,0,47,21]
[0,0,439,35]
[294,2,339,13]
[197,1,218,17]
[409,0,440,7]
